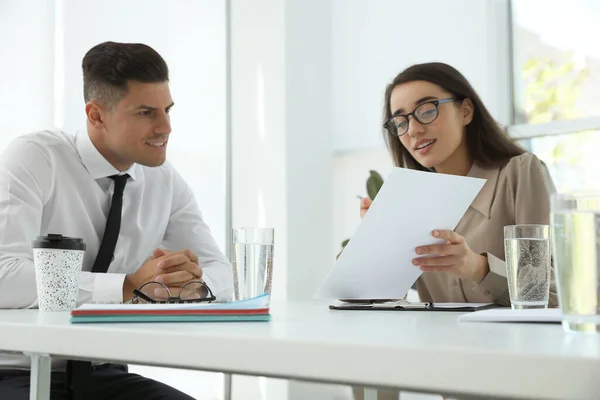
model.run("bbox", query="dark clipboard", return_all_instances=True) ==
[329,300,499,312]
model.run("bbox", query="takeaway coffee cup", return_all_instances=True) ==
[32,234,86,311]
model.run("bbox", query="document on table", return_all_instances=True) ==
[329,299,496,312]
[315,167,485,299]
[457,308,562,323]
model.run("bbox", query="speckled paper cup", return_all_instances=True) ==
[32,234,86,311]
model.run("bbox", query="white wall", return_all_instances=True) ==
[0,0,55,141]
[230,0,334,304]
[230,0,287,301]
[284,0,333,302]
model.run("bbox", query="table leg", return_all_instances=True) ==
[223,373,232,400]
[364,388,378,400]
[29,353,51,400]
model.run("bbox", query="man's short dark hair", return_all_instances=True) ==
[82,41,169,109]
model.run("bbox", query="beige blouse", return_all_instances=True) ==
[415,152,558,307]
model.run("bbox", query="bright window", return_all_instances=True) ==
[511,0,600,192]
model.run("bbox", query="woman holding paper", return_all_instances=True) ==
[360,62,557,308]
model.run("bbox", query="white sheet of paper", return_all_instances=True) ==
[315,167,485,299]
[457,308,562,323]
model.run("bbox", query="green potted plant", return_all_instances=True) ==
[341,170,384,248]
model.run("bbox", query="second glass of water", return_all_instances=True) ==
[232,227,274,301]
[504,224,551,309]
[551,193,600,333]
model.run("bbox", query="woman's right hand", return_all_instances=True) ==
[360,197,373,219]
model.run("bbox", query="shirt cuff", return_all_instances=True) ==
[92,273,126,304]
[472,252,511,305]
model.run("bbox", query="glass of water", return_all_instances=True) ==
[232,227,274,301]
[504,224,551,309]
[551,193,600,333]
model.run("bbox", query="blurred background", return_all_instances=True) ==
[1,0,598,399]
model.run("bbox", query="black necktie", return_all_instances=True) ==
[91,174,129,273]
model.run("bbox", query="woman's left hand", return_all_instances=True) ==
[412,230,489,284]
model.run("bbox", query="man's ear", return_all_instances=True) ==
[461,98,474,126]
[85,101,106,129]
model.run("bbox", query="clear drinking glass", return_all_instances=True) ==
[551,193,600,333]
[232,227,274,301]
[504,224,551,309]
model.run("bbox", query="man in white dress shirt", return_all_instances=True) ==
[0,41,232,399]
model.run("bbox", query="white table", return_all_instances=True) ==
[0,301,599,400]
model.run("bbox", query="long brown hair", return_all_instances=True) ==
[382,62,525,171]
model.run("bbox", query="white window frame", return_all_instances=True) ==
[506,0,600,140]
[508,117,600,139]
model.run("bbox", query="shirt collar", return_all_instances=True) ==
[467,161,500,218]
[75,130,138,181]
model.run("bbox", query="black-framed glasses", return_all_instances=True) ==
[383,97,456,137]
[131,280,216,304]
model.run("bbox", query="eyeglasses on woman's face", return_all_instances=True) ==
[384,97,456,137]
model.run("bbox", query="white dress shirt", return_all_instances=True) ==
[0,129,233,370]
[0,129,233,308]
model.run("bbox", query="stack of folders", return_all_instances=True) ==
[70,293,271,324]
